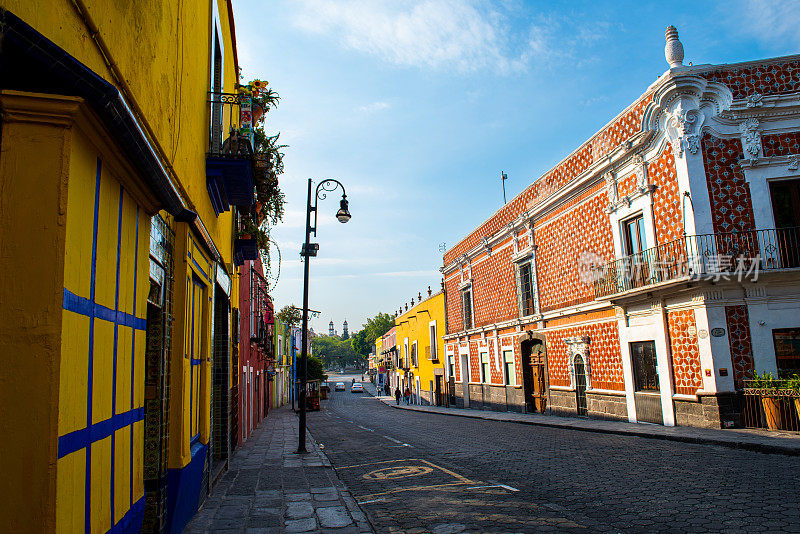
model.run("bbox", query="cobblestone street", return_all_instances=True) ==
[307,389,800,534]
[185,407,373,534]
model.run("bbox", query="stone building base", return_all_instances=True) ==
[673,392,740,429]
[452,384,524,412]
[549,389,628,421]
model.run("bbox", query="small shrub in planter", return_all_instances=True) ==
[751,371,783,430]
[789,374,800,426]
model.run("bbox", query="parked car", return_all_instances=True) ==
[334,382,346,391]
[351,383,364,393]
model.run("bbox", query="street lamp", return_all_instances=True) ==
[297,178,350,454]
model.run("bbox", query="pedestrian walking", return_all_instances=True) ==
[404,387,411,405]
[384,383,390,396]
[394,387,401,405]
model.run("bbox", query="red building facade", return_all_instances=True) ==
[442,28,800,428]
[237,258,274,444]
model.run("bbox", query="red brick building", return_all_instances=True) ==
[237,258,274,445]
[442,27,800,428]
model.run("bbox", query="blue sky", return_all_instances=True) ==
[232,0,800,334]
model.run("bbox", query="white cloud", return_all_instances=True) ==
[358,101,390,113]
[730,0,800,48]
[292,0,548,73]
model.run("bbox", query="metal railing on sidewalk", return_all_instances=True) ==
[742,379,800,432]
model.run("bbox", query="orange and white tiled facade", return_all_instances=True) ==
[440,28,800,428]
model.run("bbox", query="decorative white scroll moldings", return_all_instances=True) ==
[605,171,618,206]
[745,93,764,108]
[606,154,655,215]
[511,220,534,263]
[789,155,800,172]
[738,117,762,160]
[565,336,592,391]
[480,236,491,257]
[633,154,655,194]
[642,75,733,161]
[668,108,704,158]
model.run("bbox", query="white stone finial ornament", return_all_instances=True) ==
[665,25,684,68]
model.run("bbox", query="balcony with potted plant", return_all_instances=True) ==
[206,78,281,216]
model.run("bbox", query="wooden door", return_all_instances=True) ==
[531,362,547,413]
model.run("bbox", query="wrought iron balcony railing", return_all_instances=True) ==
[206,91,256,215]
[208,92,254,158]
[593,227,800,298]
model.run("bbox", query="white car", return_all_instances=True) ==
[334,382,346,391]
[351,383,364,393]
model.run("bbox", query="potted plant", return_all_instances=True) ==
[239,79,279,124]
[235,214,269,262]
[789,374,800,426]
[751,371,782,430]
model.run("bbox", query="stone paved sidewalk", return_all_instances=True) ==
[185,407,373,534]
[370,389,800,456]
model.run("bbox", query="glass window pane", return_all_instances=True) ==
[631,341,659,392]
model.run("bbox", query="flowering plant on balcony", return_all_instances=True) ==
[238,78,280,123]
[236,213,270,252]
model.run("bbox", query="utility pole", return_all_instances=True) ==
[501,171,508,204]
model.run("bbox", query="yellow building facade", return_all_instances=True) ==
[0,2,249,532]
[394,291,446,405]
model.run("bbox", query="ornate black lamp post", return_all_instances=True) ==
[297,178,350,453]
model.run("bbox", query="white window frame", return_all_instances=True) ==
[428,320,437,360]
[513,253,539,318]
[461,286,474,330]
[479,349,490,383]
[502,348,516,386]
[458,343,470,383]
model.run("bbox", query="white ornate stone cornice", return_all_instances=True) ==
[738,154,800,174]
[642,74,733,159]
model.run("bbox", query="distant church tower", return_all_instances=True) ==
[329,320,335,336]
[342,320,349,337]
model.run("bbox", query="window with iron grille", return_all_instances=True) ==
[461,288,472,330]
[516,260,536,317]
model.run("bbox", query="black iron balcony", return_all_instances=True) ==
[206,91,255,215]
[593,227,800,298]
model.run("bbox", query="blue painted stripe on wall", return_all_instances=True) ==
[110,185,123,526]
[58,407,145,458]
[129,206,139,511]
[190,255,210,282]
[85,158,102,534]
[62,289,146,330]
[107,495,144,534]
[190,241,210,266]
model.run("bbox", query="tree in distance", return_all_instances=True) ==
[276,304,301,327]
